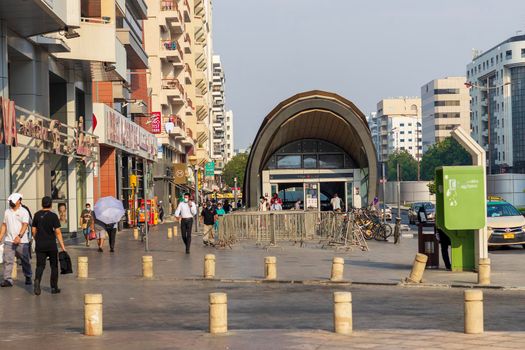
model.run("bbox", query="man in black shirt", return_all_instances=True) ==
[200,201,217,246]
[32,196,66,295]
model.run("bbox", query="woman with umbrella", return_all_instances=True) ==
[89,197,125,253]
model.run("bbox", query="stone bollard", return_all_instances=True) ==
[264,256,277,280]
[204,254,216,279]
[330,257,345,282]
[209,292,228,334]
[84,294,103,336]
[133,227,139,240]
[167,227,173,239]
[11,258,17,280]
[78,257,88,279]
[477,258,491,285]
[464,290,483,334]
[142,256,153,278]
[405,253,428,283]
[333,292,352,335]
[173,225,178,236]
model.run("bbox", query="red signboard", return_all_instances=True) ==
[151,112,161,134]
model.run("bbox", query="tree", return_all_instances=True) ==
[420,137,472,181]
[386,150,418,181]
[222,152,249,188]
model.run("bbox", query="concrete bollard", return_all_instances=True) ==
[78,257,88,279]
[204,254,216,279]
[173,225,178,236]
[11,258,17,280]
[406,253,428,283]
[264,256,277,280]
[333,292,352,335]
[133,227,139,240]
[477,258,491,285]
[84,294,103,336]
[464,290,483,334]
[142,256,153,278]
[209,292,228,334]
[167,227,173,239]
[330,257,345,282]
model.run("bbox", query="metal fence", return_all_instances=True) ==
[216,211,366,249]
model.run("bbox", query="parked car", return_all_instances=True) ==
[487,200,525,248]
[408,202,435,224]
[378,203,392,221]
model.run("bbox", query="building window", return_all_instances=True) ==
[400,131,405,134]
[506,50,512,59]
[399,123,405,127]
[522,48,525,58]
[434,100,460,107]
[434,88,460,94]
[318,154,344,169]
[276,155,301,169]
[303,155,317,169]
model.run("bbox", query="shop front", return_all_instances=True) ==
[93,103,157,228]
[1,98,99,235]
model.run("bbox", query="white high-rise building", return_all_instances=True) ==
[375,98,422,162]
[421,77,471,152]
[467,34,525,174]
[367,112,379,157]
[225,110,234,161]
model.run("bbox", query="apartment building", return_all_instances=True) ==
[211,55,226,173]
[421,77,470,152]
[0,0,156,233]
[224,110,234,161]
[375,98,422,162]
[467,35,525,174]
[145,0,214,208]
[367,112,379,157]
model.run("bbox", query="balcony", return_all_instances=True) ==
[161,79,185,106]
[116,28,148,69]
[194,0,205,17]
[184,63,193,84]
[184,33,192,54]
[128,0,148,20]
[0,0,72,37]
[181,127,194,147]
[52,17,116,63]
[159,40,184,66]
[160,1,184,34]
[183,0,191,22]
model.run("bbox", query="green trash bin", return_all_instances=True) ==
[435,166,486,271]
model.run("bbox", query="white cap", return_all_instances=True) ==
[7,193,22,203]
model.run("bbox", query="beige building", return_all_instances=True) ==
[145,0,213,205]
[421,77,470,152]
[375,98,422,162]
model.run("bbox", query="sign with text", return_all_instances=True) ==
[204,161,215,177]
[151,112,161,134]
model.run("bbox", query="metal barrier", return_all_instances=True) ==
[216,211,368,251]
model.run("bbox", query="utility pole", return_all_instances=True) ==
[233,176,238,208]
[397,162,401,220]
[416,121,421,181]
[381,162,386,224]
[194,166,199,233]
[487,78,492,176]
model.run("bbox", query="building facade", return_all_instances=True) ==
[367,112,379,157]
[375,98,422,162]
[224,110,234,161]
[421,77,470,152]
[467,35,525,174]
[211,55,226,173]
[145,0,214,210]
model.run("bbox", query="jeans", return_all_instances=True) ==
[180,218,193,251]
[107,227,117,250]
[35,250,58,289]
[2,242,32,282]
[82,227,90,238]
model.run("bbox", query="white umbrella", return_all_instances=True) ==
[94,196,125,225]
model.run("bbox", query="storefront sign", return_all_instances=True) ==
[151,112,162,134]
[205,161,215,177]
[0,97,18,146]
[93,103,157,161]
[16,110,98,160]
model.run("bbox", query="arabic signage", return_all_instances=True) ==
[93,103,157,161]
[151,112,162,134]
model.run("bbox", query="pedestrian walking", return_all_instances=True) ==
[0,193,32,287]
[436,228,452,271]
[214,202,226,233]
[158,201,165,223]
[106,222,118,253]
[90,212,107,253]
[175,193,197,254]
[258,196,268,211]
[80,203,93,247]
[223,200,232,214]
[32,196,66,295]
[201,201,217,246]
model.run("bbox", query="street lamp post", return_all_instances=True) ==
[194,166,199,233]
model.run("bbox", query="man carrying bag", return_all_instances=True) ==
[32,196,66,295]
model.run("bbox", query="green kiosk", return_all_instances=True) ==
[435,166,486,271]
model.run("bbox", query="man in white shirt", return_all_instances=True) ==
[175,193,197,254]
[331,193,342,212]
[0,193,33,287]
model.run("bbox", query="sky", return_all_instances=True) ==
[212,0,525,149]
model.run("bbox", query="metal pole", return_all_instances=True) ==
[417,122,421,181]
[144,161,149,252]
[234,177,238,208]
[194,166,199,233]
[487,78,492,175]
[397,162,401,220]
[382,162,386,224]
